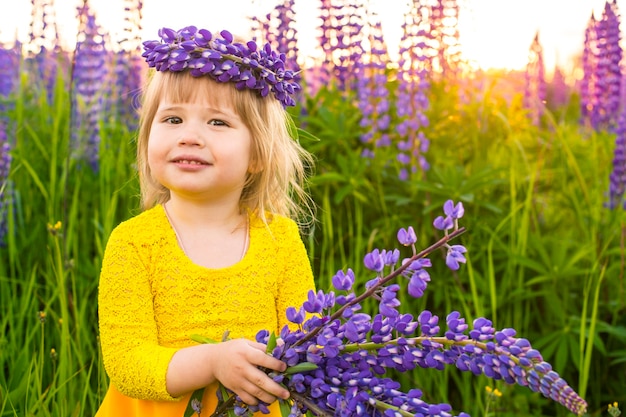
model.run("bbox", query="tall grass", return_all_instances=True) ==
[0,60,138,416]
[1,59,624,417]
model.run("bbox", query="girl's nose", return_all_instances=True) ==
[177,128,204,147]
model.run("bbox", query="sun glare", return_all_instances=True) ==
[0,0,622,74]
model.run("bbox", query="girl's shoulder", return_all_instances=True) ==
[252,212,296,232]
[251,212,304,244]
[109,205,168,242]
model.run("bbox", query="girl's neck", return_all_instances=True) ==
[164,197,245,230]
[163,199,249,269]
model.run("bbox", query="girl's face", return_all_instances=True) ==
[147,91,252,203]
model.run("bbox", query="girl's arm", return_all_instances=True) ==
[98,224,181,401]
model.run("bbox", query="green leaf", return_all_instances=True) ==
[285,114,320,143]
[183,388,205,417]
[609,349,626,365]
[297,127,321,142]
[267,332,278,354]
[219,385,238,417]
[286,114,298,141]
[190,334,219,344]
[279,399,293,416]
[284,362,318,375]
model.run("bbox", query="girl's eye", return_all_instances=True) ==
[164,116,182,124]
[208,119,228,126]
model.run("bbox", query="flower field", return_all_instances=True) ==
[0,0,625,416]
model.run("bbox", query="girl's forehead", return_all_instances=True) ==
[160,75,235,104]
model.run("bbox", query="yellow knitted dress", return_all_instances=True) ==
[96,205,315,416]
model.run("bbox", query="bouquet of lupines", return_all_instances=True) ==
[191,200,587,417]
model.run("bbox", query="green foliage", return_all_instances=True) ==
[1,57,625,417]
[0,62,138,416]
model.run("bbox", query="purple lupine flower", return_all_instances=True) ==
[582,2,622,130]
[428,0,462,79]
[445,311,469,341]
[313,0,366,93]
[397,226,417,246]
[0,45,19,98]
[332,268,355,291]
[71,3,108,172]
[593,1,622,129]
[311,0,334,93]
[0,126,12,247]
[379,285,401,317]
[580,12,597,128]
[286,306,306,324]
[107,0,144,131]
[407,267,431,298]
[446,244,467,270]
[27,0,69,104]
[469,317,495,341]
[0,129,11,185]
[549,66,571,109]
[443,199,465,219]
[434,200,465,235]
[252,0,300,83]
[395,2,432,180]
[524,32,546,126]
[356,11,391,160]
[364,248,385,273]
[381,249,400,266]
[607,110,626,209]
[418,310,440,336]
[0,43,17,248]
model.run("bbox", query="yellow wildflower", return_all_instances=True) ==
[47,221,62,235]
[608,402,621,417]
[485,386,502,397]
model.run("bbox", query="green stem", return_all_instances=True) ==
[369,397,416,417]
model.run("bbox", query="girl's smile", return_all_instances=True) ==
[169,155,211,169]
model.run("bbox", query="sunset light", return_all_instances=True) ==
[0,0,622,73]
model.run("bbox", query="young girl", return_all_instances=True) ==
[96,26,316,416]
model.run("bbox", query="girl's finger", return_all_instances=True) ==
[240,379,278,405]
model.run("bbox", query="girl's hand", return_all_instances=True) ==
[211,338,290,406]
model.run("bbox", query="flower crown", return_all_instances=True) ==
[141,26,301,107]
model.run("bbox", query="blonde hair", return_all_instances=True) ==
[136,70,315,227]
